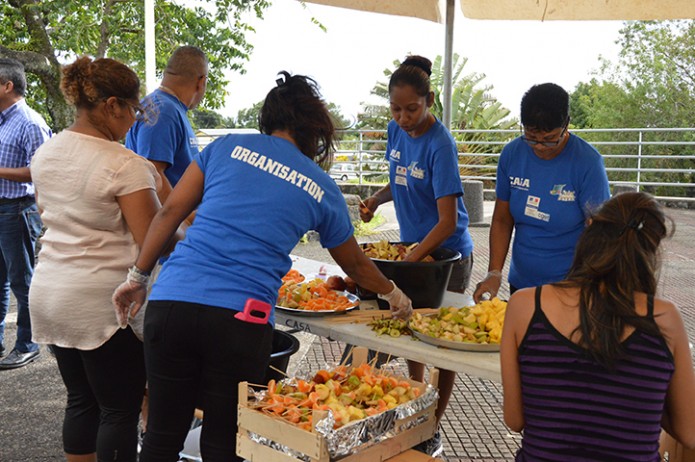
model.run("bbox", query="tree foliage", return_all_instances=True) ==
[570,20,695,198]
[571,20,695,129]
[0,0,270,131]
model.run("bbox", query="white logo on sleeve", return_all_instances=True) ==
[396,166,407,176]
[389,149,401,160]
[526,195,540,207]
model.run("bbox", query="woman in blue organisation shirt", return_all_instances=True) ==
[473,83,610,302]
[360,55,475,457]
[112,72,412,462]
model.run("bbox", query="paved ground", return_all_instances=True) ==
[0,201,693,461]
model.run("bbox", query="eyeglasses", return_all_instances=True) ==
[521,126,568,147]
[120,99,145,118]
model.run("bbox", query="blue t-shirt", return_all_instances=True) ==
[149,134,354,324]
[386,119,473,258]
[125,89,198,186]
[496,134,610,289]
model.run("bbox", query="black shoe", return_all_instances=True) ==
[413,430,443,457]
[0,344,5,358]
[0,349,40,370]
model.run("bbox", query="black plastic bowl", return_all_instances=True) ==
[264,329,300,383]
[362,242,461,309]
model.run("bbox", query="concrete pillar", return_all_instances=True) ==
[612,183,638,197]
[463,180,486,227]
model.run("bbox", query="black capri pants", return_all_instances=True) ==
[52,327,146,461]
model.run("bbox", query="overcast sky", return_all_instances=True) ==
[218,1,625,121]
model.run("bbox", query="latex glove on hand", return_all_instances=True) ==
[112,266,150,328]
[473,270,502,303]
[378,281,413,320]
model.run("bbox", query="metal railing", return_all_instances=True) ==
[331,128,695,202]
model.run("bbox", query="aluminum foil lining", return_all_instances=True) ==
[247,379,438,460]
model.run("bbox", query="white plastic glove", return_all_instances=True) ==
[112,266,150,328]
[378,280,413,320]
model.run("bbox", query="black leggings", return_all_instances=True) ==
[139,300,273,462]
[52,327,146,461]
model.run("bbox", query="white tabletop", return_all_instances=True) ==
[275,256,501,382]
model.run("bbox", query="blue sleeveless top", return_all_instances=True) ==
[516,287,674,462]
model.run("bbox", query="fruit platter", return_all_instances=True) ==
[237,355,438,462]
[409,298,508,352]
[276,269,359,316]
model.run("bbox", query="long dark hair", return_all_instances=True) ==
[554,192,674,367]
[259,71,335,171]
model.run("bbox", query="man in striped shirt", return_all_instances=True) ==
[0,58,51,370]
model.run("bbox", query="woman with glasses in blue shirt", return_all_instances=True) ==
[473,83,610,302]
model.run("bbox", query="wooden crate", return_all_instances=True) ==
[236,350,438,462]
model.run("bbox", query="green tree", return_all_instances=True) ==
[190,108,235,129]
[570,20,695,197]
[0,0,270,131]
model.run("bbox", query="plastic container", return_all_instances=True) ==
[264,329,300,382]
[364,242,461,309]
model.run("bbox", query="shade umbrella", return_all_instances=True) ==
[460,0,695,21]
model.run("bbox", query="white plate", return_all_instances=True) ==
[276,292,360,317]
[411,328,500,352]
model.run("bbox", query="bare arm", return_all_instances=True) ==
[361,183,392,222]
[328,236,393,296]
[657,300,695,448]
[404,194,458,262]
[473,199,515,302]
[0,167,32,183]
[134,161,204,273]
[149,160,174,205]
[150,159,197,225]
[500,288,534,432]
[116,189,161,248]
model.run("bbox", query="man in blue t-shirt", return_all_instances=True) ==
[126,46,208,210]
[474,83,610,302]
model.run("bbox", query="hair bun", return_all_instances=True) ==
[402,56,432,76]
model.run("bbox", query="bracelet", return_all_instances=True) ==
[487,270,502,279]
[127,265,150,284]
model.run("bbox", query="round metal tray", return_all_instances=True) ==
[276,292,360,317]
[411,328,500,352]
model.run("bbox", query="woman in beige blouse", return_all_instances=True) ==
[29,56,160,462]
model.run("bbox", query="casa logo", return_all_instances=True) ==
[408,161,425,180]
[550,184,576,202]
[389,149,401,161]
[510,176,530,190]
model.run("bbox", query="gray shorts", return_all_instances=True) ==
[446,254,473,294]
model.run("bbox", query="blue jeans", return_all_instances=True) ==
[0,197,42,353]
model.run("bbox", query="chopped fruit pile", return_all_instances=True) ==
[410,298,507,344]
[277,270,357,312]
[362,240,434,262]
[254,363,421,430]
